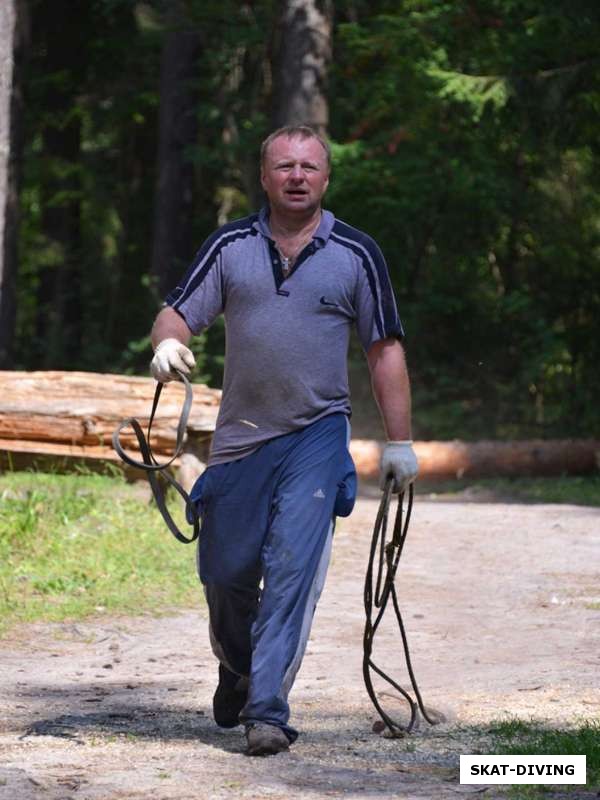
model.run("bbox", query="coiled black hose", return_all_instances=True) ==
[363,479,442,735]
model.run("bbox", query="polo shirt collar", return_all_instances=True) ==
[253,206,335,245]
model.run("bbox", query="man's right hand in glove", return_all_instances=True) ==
[150,338,196,383]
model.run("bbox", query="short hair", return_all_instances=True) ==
[260,125,331,169]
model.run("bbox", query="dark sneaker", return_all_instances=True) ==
[245,723,290,756]
[213,664,248,728]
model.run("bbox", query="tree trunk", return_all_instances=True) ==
[151,26,201,299]
[0,0,28,368]
[271,0,333,134]
[38,117,83,368]
[34,0,88,369]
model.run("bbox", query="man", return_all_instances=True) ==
[150,125,418,756]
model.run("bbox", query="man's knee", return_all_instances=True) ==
[203,576,260,608]
[200,556,261,589]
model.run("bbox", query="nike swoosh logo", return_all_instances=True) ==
[320,296,339,308]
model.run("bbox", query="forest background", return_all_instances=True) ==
[1,0,599,441]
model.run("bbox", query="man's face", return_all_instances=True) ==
[260,135,330,217]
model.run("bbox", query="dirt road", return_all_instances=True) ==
[1,494,599,799]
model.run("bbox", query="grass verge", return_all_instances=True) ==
[489,718,600,797]
[417,475,600,506]
[0,470,202,637]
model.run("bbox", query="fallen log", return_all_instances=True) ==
[350,439,600,481]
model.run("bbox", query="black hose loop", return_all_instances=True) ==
[112,371,200,544]
[363,478,439,735]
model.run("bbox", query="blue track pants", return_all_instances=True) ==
[190,413,356,741]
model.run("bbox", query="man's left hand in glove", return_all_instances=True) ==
[380,440,419,494]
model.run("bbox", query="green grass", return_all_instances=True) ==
[0,471,203,637]
[489,718,600,797]
[417,476,600,506]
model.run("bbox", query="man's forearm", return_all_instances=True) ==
[367,339,412,440]
[151,306,193,350]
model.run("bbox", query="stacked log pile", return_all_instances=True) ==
[0,371,220,475]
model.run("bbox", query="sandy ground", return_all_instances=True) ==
[1,492,599,800]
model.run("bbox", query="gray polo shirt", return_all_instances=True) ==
[165,207,404,465]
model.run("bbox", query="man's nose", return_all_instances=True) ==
[290,164,304,180]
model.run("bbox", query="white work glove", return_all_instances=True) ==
[380,441,419,494]
[150,338,196,383]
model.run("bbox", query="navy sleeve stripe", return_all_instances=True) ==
[166,217,257,310]
[330,223,403,339]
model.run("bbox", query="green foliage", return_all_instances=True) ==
[12,0,600,438]
[0,472,202,637]
[329,1,600,438]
